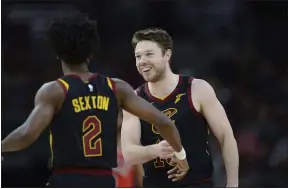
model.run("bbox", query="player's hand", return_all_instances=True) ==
[167,156,189,182]
[154,140,174,159]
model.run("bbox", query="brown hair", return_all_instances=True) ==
[132,28,173,54]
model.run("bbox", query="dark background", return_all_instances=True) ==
[1,0,288,187]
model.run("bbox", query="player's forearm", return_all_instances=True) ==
[122,144,158,165]
[221,134,239,187]
[2,125,34,152]
[155,119,182,152]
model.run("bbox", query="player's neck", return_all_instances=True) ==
[62,61,90,75]
[148,70,179,98]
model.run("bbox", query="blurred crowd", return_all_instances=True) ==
[2,0,288,187]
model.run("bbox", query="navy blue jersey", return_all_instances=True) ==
[137,75,213,187]
[49,73,119,170]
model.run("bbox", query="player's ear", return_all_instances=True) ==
[164,49,172,62]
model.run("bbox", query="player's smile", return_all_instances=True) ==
[141,67,152,73]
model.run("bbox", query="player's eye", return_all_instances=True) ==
[135,55,141,59]
[147,53,153,56]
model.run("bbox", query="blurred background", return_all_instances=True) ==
[1,0,288,187]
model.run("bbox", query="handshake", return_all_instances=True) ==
[152,140,190,182]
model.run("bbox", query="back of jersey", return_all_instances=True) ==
[49,73,119,170]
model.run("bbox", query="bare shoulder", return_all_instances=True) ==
[41,81,63,92]
[36,81,65,111]
[110,78,135,101]
[110,78,134,93]
[110,78,129,89]
[192,79,214,92]
[110,78,123,83]
[38,81,64,98]
[191,79,217,103]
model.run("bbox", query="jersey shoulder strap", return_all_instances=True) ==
[55,76,70,95]
[106,77,117,94]
[135,84,146,98]
[179,75,194,92]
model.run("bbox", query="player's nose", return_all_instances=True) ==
[139,57,148,65]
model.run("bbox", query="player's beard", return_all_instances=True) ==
[141,66,165,83]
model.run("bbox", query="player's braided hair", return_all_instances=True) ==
[46,13,98,65]
[132,28,173,54]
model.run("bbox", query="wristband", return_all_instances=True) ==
[174,147,186,160]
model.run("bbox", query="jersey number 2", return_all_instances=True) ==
[82,116,102,157]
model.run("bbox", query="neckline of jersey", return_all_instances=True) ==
[144,75,183,103]
[64,73,98,83]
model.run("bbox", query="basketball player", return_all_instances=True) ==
[1,16,189,187]
[121,28,239,187]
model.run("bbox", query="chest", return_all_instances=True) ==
[140,94,194,145]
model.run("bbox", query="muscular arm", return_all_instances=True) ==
[2,81,64,152]
[121,110,159,164]
[113,78,183,153]
[194,79,239,187]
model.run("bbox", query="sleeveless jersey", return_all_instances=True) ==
[136,75,213,187]
[49,73,119,170]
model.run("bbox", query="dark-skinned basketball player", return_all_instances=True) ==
[121,28,239,187]
[1,15,189,187]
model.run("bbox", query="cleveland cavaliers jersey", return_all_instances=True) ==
[49,73,119,170]
[136,75,213,187]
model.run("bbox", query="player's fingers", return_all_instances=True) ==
[172,172,187,182]
[167,166,178,175]
[168,169,182,180]
[168,173,176,179]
